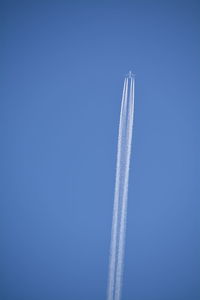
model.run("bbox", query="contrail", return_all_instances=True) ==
[107,71,135,300]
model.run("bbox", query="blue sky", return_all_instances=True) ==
[1,1,200,299]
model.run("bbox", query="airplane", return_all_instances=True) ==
[126,70,135,78]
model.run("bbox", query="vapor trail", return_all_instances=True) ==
[107,72,135,300]
[107,78,128,300]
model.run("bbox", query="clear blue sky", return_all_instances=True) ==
[1,1,200,300]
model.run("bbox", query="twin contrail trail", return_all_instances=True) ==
[107,71,135,300]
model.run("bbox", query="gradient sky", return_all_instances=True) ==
[1,1,200,300]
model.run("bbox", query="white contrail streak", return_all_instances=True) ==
[107,72,135,300]
[107,78,128,300]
